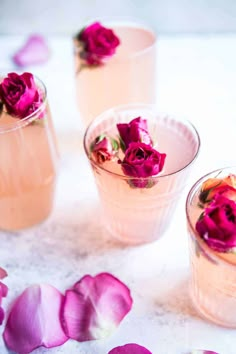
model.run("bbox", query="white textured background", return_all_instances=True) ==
[1,0,236,34]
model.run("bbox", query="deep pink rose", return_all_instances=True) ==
[196,194,236,252]
[120,142,166,188]
[117,117,152,151]
[78,22,120,65]
[91,135,119,163]
[108,343,152,354]
[0,72,43,119]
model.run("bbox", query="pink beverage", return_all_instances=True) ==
[84,104,200,245]
[186,167,236,328]
[0,77,58,231]
[74,22,156,126]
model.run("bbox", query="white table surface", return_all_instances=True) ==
[0,34,236,354]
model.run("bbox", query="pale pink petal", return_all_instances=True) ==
[191,351,219,354]
[0,267,7,279]
[13,35,50,67]
[62,272,133,341]
[108,343,152,353]
[3,284,68,354]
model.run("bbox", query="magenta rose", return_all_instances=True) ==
[78,22,120,65]
[0,72,42,119]
[196,194,236,252]
[120,142,166,188]
[90,135,119,164]
[117,117,152,151]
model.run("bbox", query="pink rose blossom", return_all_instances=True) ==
[77,22,120,65]
[120,142,166,188]
[117,117,152,151]
[196,194,236,252]
[62,272,133,341]
[91,135,119,163]
[0,72,43,119]
[108,343,152,354]
[13,35,50,67]
[3,284,68,354]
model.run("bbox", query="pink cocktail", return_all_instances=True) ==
[186,167,236,327]
[84,104,200,245]
[74,21,156,126]
[0,75,58,231]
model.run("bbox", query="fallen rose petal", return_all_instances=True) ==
[108,343,152,354]
[0,267,8,325]
[13,35,50,67]
[190,350,220,354]
[0,267,7,279]
[3,284,68,354]
[62,272,133,341]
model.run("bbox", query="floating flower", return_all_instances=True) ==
[3,284,68,354]
[117,117,152,151]
[62,272,133,341]
[120,142,166,188]
[199,174,236,205]
[0,72,43,119]
[13,35,50,68]
[0,267,8,325]
[90,134,119,164]
[196,194,236,252]
[190,350,220,354]
[75,22,120,67]
[108,343,152,354]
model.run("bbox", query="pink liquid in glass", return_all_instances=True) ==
[186,167,236,328]
[75,23,156,126]
[0,78,58,231]
[84,104,200,245]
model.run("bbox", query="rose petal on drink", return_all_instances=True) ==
[3,284,68,353]
[108,343,152,354]
[62,272,133,341]
[13,35,50,67]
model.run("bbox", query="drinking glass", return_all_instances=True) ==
[74,21,157,126]
[0,76,58,231]
[186,167,236,328]
[84,104,200,245]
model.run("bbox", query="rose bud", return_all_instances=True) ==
[117,117,152,151]
[199,174,236,204]
[90,135,119,164]
[76,22,120,66]
[196,194,236,253]
[0,72,43,119]
[120,142,166,188]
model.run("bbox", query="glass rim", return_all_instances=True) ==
[83,103,201,181]
[0,74,47,134]
[186,165,236,267]
[73,19,157,60]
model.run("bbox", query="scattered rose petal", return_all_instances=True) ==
[108,343,152,354]
[0,267,8,325]
[3,284,68,354]
[13,34,50,67]
[190,351,219,354]
[62,272,133,341]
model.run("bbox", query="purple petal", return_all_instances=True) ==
[190,350,220,354]
[108,343,152,354]
[3,284,68,354]
[62,272,133,341]
[13,35,50,67]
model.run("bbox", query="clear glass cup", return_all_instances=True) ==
[84,104,200,245]
[74,20,157,127]
[186,167,236,328]
[0,76,58,231]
